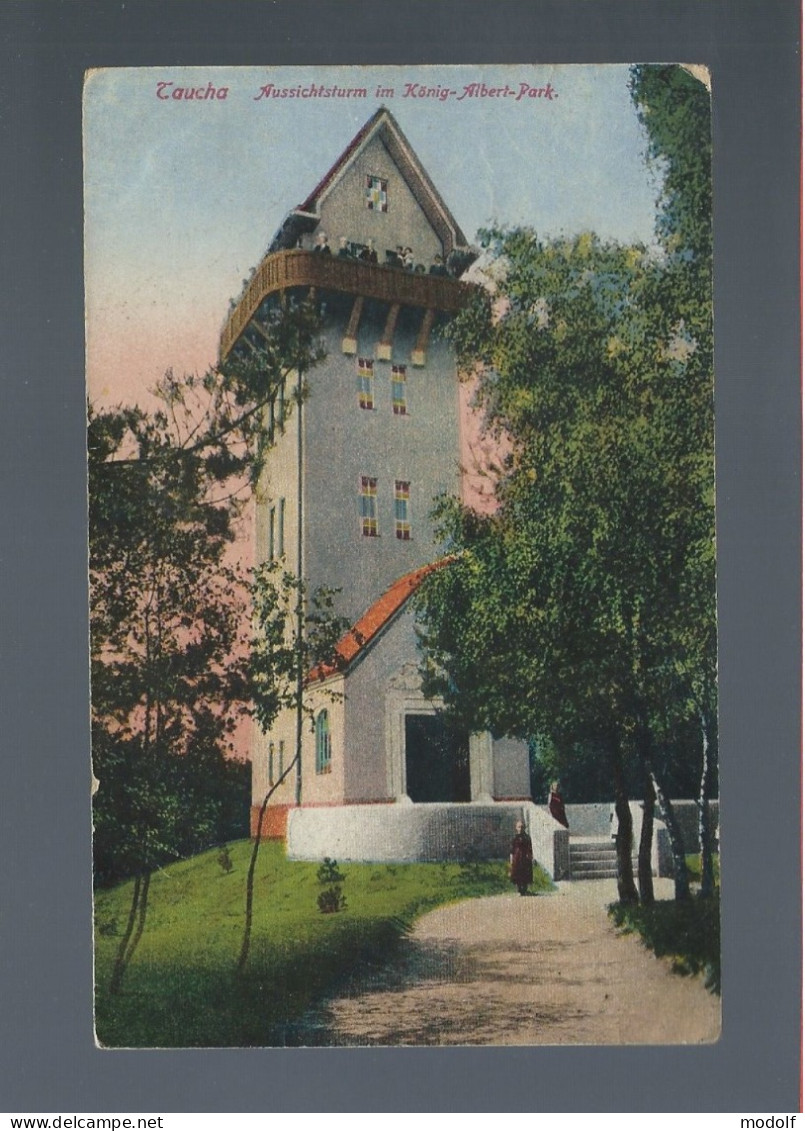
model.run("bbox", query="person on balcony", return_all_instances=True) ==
[312,232,331,255]
[337,236,352,259]
[402,246,414,270]
[429,254,448,276]
[359,239,378,264]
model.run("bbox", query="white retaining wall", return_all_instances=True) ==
[286,802,528,863]
[565,800,719,854]
[524,802,570,881]
[284,798,718,876]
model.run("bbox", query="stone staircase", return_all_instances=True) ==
[569,836,638,880]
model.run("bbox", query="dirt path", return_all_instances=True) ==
[290,879,721,1046]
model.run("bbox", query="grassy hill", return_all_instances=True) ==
[94,839,550,1047]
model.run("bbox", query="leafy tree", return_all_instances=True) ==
[416,67,715,904]
[630,64,717,896]
[90,397,253,991]
[629,65,712,267]
[417,221,714,903]
[90,297,327,990]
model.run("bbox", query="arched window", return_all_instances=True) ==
[315,710,332,775]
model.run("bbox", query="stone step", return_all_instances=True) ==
[568,837,644,874]
[570,845,616,859]
[570,858,620,873]
[569,838,639,880]
[569,850,637,859]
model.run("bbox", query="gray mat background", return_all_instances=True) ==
[2,0,800,1113]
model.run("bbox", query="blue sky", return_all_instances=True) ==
[84,64,662,401]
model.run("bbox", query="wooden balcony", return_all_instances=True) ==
[219,249,477,359]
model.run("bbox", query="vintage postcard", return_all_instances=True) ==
[86,64,719,1047]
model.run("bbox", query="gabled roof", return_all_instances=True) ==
[270,107,471,256]
[308,558,452,684]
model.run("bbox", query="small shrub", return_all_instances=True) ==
[458,844,485,882]
[316,857,345,885]
[97,918,118,937]
[316,857,346,914]
[317,887,347,914]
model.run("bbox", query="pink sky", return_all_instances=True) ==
[84,65,657,411]
[85,66,659,759]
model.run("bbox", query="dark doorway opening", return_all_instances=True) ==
[404,713,471,803]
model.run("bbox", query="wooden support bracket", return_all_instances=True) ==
[342,295,364,355]
[376,302,401,361]
[411,308,435,367]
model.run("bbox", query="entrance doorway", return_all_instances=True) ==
[404,713,471,803]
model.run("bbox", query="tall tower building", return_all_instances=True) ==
[219,108,531,854]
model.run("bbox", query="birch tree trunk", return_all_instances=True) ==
[637,769,656,903]
[237,755,299,975]
[612,744,639,904]
[697,712,716,898]
[648,763,691,901]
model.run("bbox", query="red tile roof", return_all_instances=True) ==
[307,558,453,683]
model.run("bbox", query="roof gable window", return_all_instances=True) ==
[365,174,388,213]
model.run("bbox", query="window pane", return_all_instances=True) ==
[360,476,378,536]
[365,175,388,212]
[316,711,332,774]
[395,481,410,539]
[392,364,406,414]
[357,357,374,409]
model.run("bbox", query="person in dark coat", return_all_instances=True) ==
[548,781,569,828]
[509,819,533,896]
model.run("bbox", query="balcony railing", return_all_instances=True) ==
[219,249,477,358]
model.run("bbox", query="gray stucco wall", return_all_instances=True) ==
[660,800,720,853]
[341,603,419,803]
[311,132,444,265]
[304,310,461,627]
[492,735,531,799]
[563,802,614,838]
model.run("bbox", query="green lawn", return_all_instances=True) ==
[95,840,550,1047]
